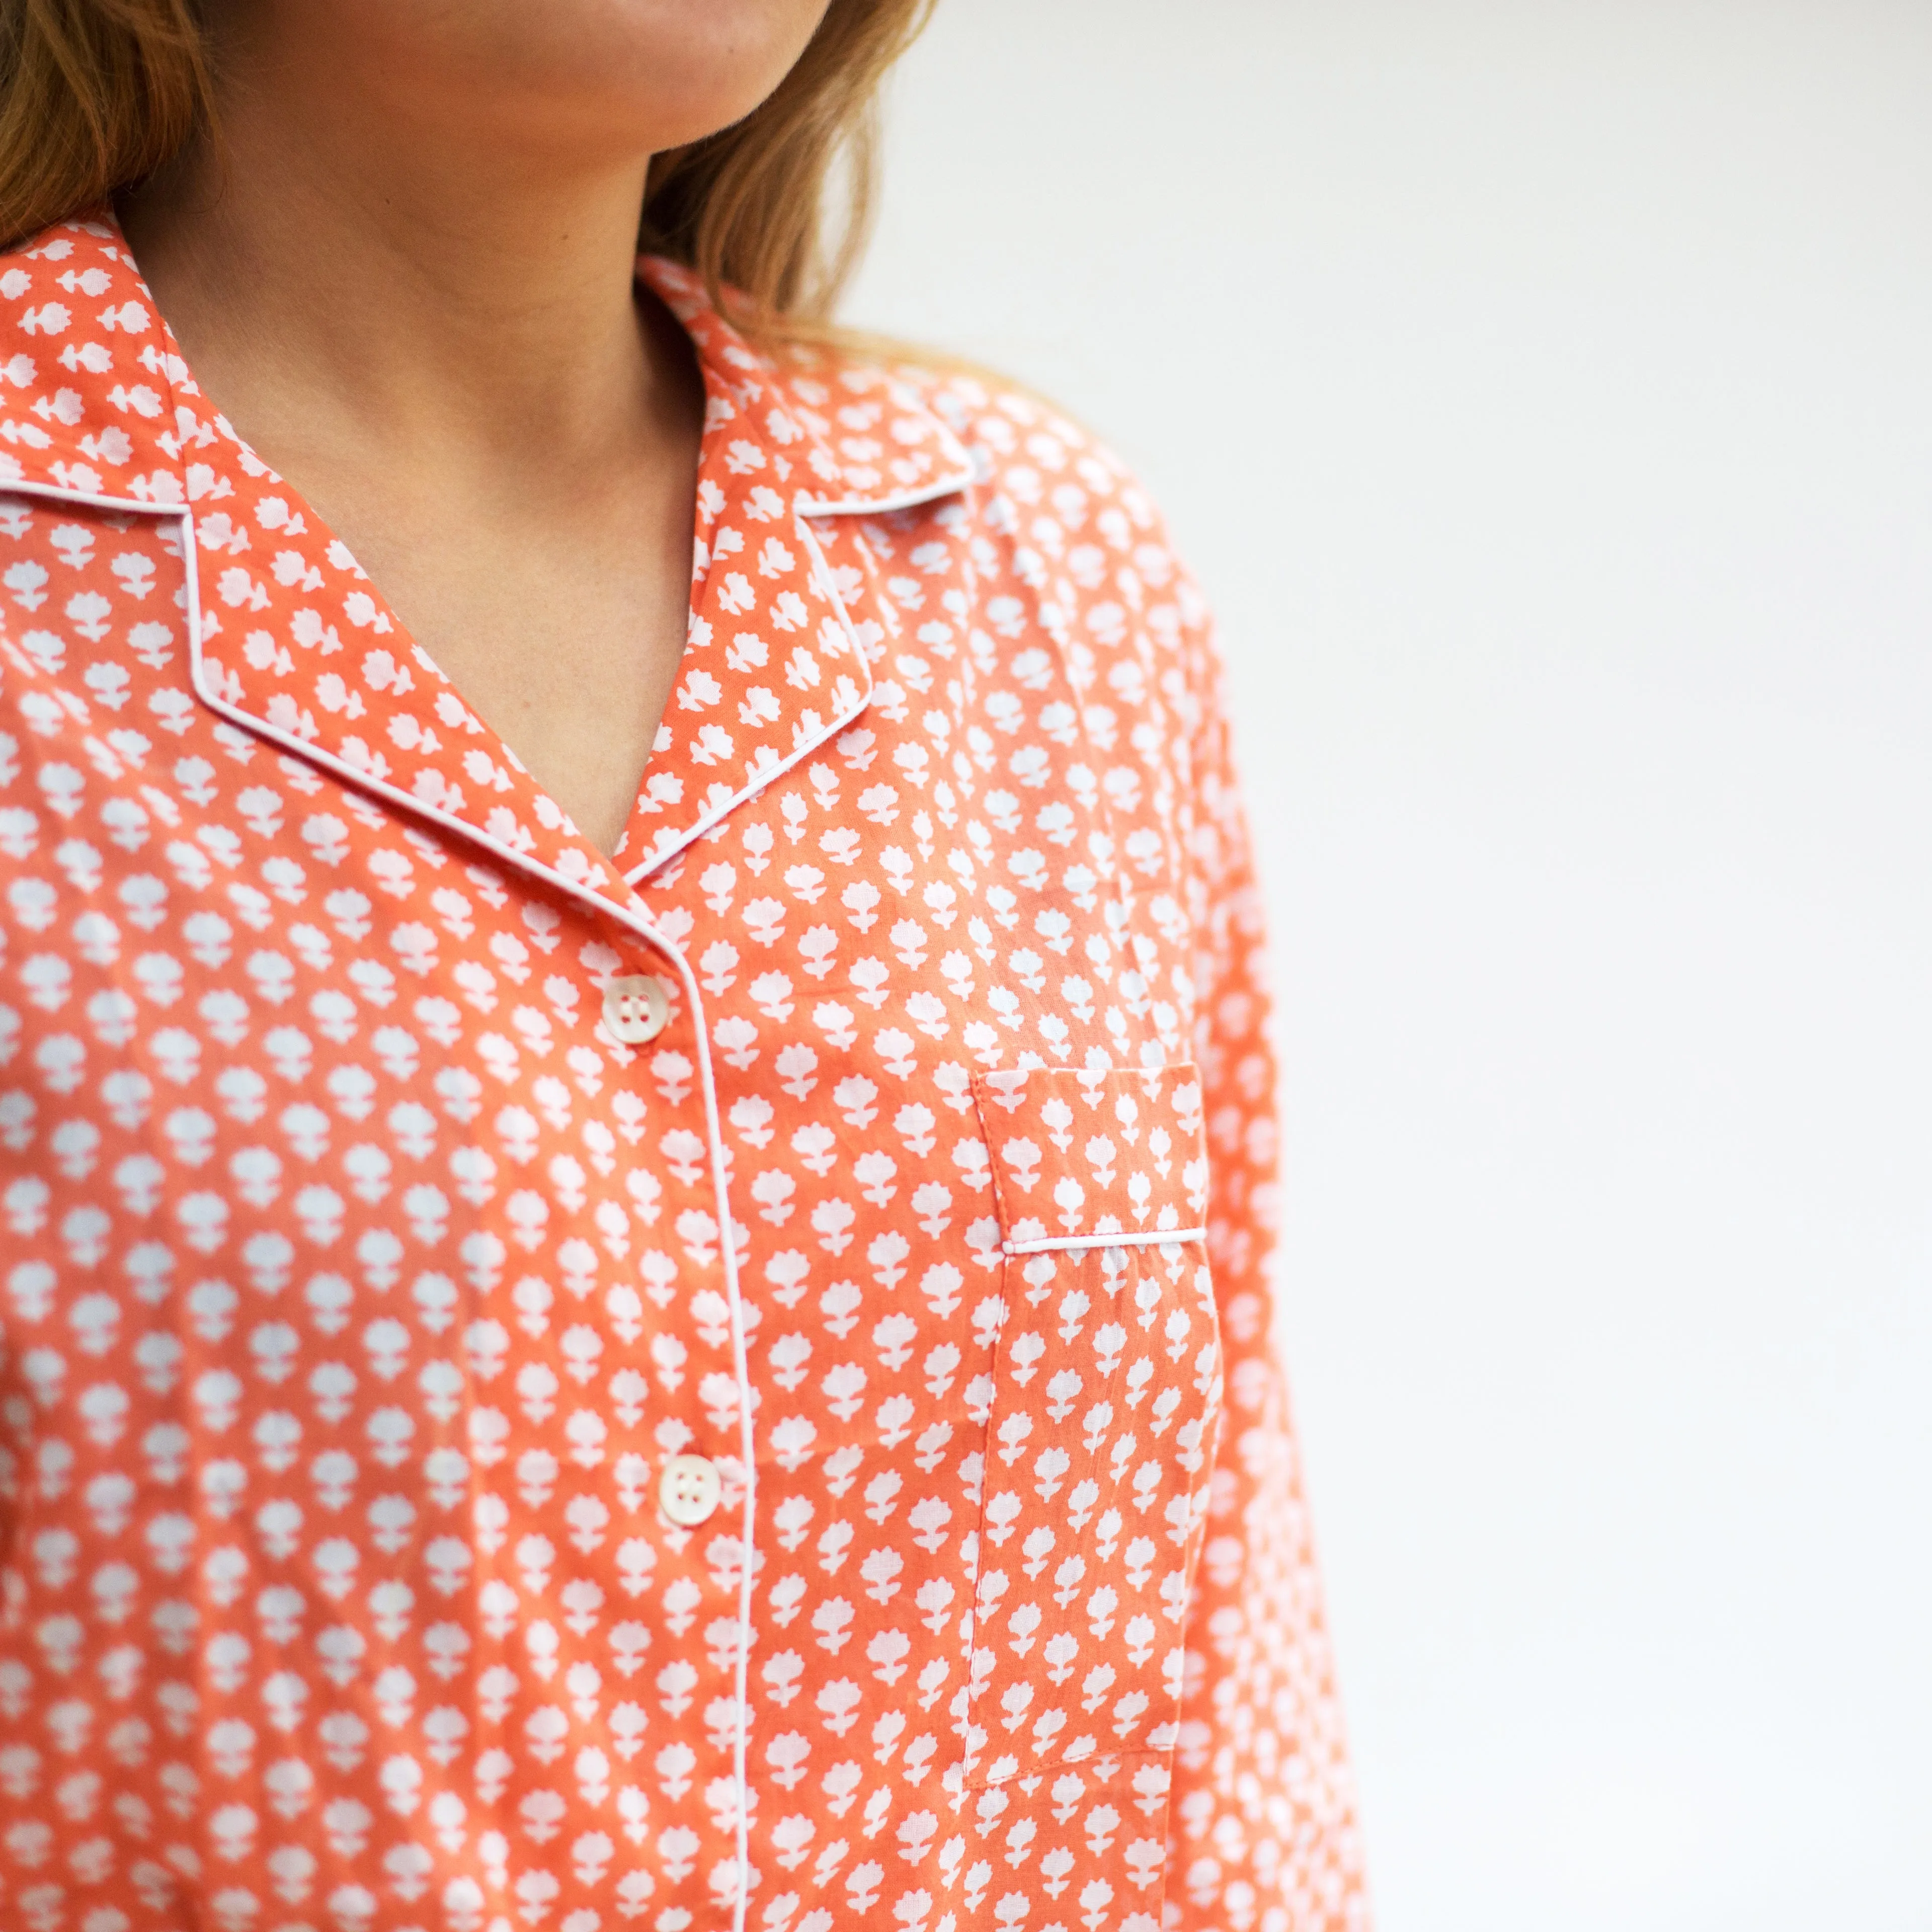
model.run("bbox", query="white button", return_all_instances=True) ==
[658,1453,723,1527]
[604,975,669,1044]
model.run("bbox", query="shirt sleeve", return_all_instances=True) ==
[1167,570,1372,1931]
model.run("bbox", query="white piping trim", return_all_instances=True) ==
[619,505,881,890]
[794,470,972,519]
[0,477,188,515]
[1002,1227,1208,1257]
[3,474,762,1929]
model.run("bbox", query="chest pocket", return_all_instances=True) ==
[958,1065,1223,1790]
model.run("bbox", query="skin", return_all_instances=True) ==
[120,0,833,858]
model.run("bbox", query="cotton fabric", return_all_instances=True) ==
[0,215,1366,1932]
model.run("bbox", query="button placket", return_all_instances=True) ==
[604,932,758,1906]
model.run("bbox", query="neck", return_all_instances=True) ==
[119,62,669,477]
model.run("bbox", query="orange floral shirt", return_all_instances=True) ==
[0,215,1366,1932]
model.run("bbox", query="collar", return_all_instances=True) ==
[0,216,194,504]
[0,214,975,905]
[0,217,975,514]
[636,257,976,517]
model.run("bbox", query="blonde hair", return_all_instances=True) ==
[0,0,935,336]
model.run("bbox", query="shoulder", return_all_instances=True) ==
[800,338,1213,667]
[820,341,1173,542]
[645,257,1208,650]
[792,341,1236,876]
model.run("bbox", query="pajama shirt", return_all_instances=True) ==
[0,213,1366,1932]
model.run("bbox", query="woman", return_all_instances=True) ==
[0,3,1366,1927]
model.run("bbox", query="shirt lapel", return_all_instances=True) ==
[3,218,977,905]
[613,259,975,883]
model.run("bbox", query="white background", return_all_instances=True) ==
[846,5,1932,1928]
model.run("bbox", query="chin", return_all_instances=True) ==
[288,0,835,153]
